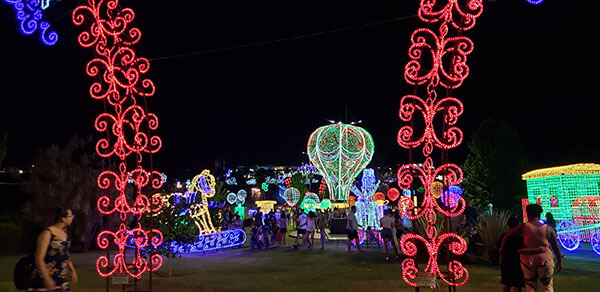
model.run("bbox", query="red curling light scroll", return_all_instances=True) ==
[397,0,484,287]
[72,0,164,278]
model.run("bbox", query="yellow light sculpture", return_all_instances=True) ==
[188,170,217,235]
[255,200,277,213]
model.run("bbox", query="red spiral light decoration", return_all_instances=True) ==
[72,0,164,278]
[398,0,484,287]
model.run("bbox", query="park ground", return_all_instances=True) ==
[1,237,599,292]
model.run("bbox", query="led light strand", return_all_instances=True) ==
[397,0,483,286]
[307,123,374,201]
[3,0,58,46]
[73,0,163,278]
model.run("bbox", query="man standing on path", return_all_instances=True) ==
[501,204,563,292]
[346,205,363,253]
[294,208,307,247]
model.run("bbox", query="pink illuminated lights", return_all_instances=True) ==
[73,0,164,278]
[397,0,483,287]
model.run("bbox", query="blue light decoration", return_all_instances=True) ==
[526,0,544,5]
[441,185,463,209]
[225,169,232,178]
[3,0,58,46]
[351,169,383,244]
[225,177,237,185]
[170,229,246,253]
[246,178,257,185]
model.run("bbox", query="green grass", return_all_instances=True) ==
[2,238,599,292]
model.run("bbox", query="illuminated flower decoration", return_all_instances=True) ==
[307,123,374,201]
[281,187,300,206]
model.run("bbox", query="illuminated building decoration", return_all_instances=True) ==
[281,187,300,206]
[397,0,483,287]
[73,0,165,278]
[255,200,277,214]
[4,0,58,46]
[522,164,600,255]
[307,123,374,201]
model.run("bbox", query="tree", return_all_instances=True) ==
[140,192,197,277]
[461,117,528,212]
[22,135,102,251]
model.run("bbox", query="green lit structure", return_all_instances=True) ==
[522,163,600,254]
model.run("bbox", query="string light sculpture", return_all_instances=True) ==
[73,0,165,279]
[387,187,400,202]
[281,187,300,206]
[307,123,374,201]
[3,0,58,45]
[397,0,483,287]
[522,164,600,255]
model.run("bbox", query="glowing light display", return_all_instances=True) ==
[523,164,600,255]
[4,0,58,46]
[307,123,374,201]
[527,0,544,5]
[281,187,300,206]
[301,198,318,213]
[352,169,384,234]
[387,188,400,202]
[255,200,277,213]
[397,0,483,287]
[170,229,246,253]
[73,0,165,278]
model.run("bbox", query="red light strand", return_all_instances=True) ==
[398,0,483,287]
[73,0,164,279]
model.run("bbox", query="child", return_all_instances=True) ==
[365,226,376,248]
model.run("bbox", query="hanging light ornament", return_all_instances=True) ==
[307,123,374,201]
[397,0,484,287]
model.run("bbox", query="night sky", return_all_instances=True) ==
[0,1,596,177]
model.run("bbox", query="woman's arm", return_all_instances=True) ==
[68,260,78,284]
[548,227,563,271]
[500,223,524,253]
[35,230,55,290]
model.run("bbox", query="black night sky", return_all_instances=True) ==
[0,1,596,178]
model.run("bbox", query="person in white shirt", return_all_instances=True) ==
[294,209,307,247]
[380,209,399,260]
[306,211,316,249]
[346,206,363,253]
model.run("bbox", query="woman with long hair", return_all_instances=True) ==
[28,207,77,291]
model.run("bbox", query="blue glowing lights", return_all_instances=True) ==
[526,0,544,5]
[3,0,58,46]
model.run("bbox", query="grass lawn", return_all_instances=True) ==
[2,235,599,292]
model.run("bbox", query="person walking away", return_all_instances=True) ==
[346,206,363,253]
[294,209,307,248]
[497,216,526,292]
[28,207,78,292]
[306,211,316,249]
[545,213,556,232]
[278,211,288,246]
[501,204,563,292]
[318,210,328,250]
[380,209,399,261]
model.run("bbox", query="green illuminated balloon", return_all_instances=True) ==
[307,123,374,201]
